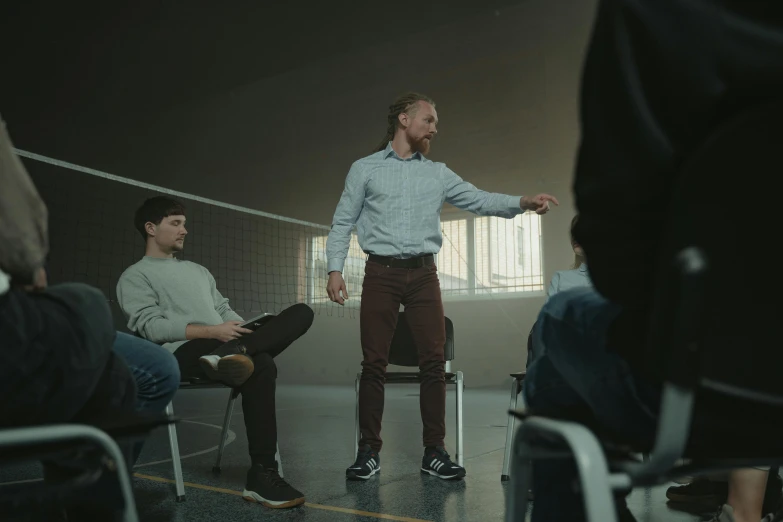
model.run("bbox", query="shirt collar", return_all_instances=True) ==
[579,263,589,273]
[383,142,423,161]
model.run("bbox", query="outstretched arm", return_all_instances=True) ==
[442,166,557,217]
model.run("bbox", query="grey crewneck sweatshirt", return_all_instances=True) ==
[116,256,243,352]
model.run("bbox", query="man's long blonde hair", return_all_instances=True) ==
[374,92,436,152]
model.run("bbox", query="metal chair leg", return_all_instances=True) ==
[455,371,464,467]
[506,426,533,522]
[165,402,186,502]
[213,390,237,474]
[502,377,520,481]
[354,372,361,455]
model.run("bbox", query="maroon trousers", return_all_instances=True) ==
[358,261,446,452]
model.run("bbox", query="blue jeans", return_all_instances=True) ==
[113,332,180,414]
[523,287,659,522]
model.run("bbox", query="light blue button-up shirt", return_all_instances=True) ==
[546,263,592,301]
[326,142,524,274]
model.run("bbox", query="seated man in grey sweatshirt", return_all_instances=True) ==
[116,196,314,510]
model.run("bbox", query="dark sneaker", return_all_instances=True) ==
[421,447,466,480]
[199,353,254,387]
[242,463,304,509]
[763,502,783,522]
[667,474,782,515]
[666,477,728,507]
[346,444,380,480]
[766,474,783,516]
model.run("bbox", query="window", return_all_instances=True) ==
[437,219,471,295]
[438,213,544,297]
[306,213,543,305]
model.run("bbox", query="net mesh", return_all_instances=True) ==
[20,151,544,322]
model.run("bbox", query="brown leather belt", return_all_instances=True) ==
[367,254,435,269]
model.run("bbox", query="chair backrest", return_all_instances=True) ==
[388,312,455,367]
[108,299,132,334]
[646,100,781,404]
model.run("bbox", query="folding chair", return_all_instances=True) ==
[501,325,534,481]
[501,371,526,482]
[353,313,464,466]
[505,101,783,521]
[0,414,172,522]
[165,378,283,502]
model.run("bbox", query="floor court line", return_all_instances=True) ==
[133,472,432,522]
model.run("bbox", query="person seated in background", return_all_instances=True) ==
[546,215,591,300]
[527,215,595,367]
[523,1,783,521]
[0,116,139,522]
[116,196,314,510]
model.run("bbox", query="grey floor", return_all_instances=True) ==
[0,385,713,521]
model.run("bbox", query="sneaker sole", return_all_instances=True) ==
[199,354,254,387]
[242,490,305,509]
[346,467,380,481]
[420,467,466,480]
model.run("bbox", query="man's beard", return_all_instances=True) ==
[411,135,431,155]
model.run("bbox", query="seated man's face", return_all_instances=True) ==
[154,215,187,253]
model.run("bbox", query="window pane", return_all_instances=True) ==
[437,219,470,296]
[473,214,544,294]
[306,213,544,305]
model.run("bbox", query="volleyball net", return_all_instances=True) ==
[17,149,544,321]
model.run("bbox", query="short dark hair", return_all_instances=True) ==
[134,196,186,241]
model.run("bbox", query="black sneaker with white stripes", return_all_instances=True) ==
[346,444,380,480]
[421,446,466,480]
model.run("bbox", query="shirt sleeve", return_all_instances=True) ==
[204,268,244,321]
[207,269,243,322]
[325,161,365,274]
[442,165,523,218]
[545,272,561,303]
[116,270,189,343]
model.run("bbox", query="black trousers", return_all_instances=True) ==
[173,303,313,463]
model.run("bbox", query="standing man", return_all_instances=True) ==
[326,92,558,481]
